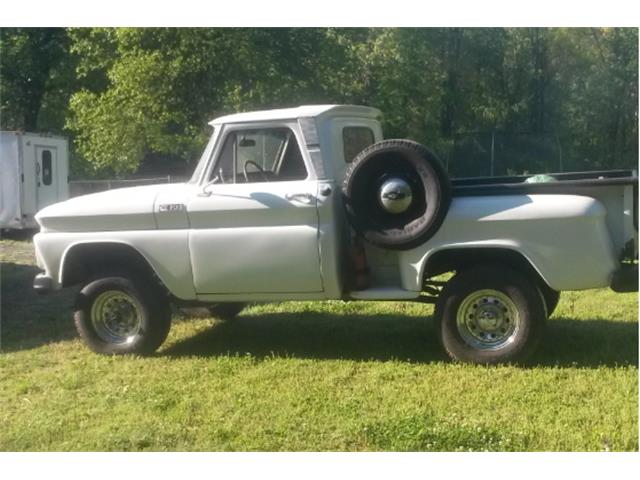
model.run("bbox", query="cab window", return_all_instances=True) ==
[212,128,307,183]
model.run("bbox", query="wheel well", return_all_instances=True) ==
[423,247,551,289]
[61,242,163,290]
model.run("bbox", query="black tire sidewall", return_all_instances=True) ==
[539,283,561,317]
[74,275,171,355]
[435,266,546,364]
[342,139,451,250]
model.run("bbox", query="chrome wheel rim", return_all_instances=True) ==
[90,290,142,344]
[378,177,413,214]
[456,289,520,350]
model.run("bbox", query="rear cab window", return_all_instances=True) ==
[343,127,375,163]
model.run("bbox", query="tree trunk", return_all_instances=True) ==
[440,28,463,139]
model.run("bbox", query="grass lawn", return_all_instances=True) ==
[1,237,637,451]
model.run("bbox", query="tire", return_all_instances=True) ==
[342,139,451,250]
[207,302,246,320]
[538,283,561,317]
[434,265,547,364]
[74,274,171,355]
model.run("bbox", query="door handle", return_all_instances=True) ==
[285,192,314,204]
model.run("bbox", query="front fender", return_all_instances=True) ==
[34,231,196,300]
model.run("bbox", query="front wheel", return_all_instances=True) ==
[74,274,171,355]
[435,265,547,364]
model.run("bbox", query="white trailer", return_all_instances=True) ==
[0,131,69,229]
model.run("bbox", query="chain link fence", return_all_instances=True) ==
[69,176,189,198]
[69,133,565,195]
[444,131,563,178]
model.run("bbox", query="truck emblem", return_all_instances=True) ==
[158,203,186,212]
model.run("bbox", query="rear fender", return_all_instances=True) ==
[399,194,618,291]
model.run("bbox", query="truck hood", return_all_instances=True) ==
[35,183,196,232]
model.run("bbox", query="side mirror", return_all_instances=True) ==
[198,169,225,197]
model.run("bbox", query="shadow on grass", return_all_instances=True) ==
[532,316,638,367]
[0,229,37,241]
[1,262,78,352]
[3,258,637,368]
[163,311,638,368]
[166,311,447,363]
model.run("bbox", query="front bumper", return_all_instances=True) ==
[33,273,53,294]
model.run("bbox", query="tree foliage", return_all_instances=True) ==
[0,28,73,132]
[0,27,637,177]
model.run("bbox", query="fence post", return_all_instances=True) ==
[555,134,563,173]
[490,131,495,176]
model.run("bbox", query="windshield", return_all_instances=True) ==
[188,128,216,184]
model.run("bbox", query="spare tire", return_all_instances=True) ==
[342,139,451,250]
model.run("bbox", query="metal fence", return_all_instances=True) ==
[445,131,563,178]
[69,132,565,196]
[69,176,189,198]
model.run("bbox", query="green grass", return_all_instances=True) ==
[1,237,637,451]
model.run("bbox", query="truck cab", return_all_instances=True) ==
[185,105,382,301]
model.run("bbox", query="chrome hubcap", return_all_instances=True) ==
[91,290,142,344]
[456,289,520,350]
[378,177,413,214]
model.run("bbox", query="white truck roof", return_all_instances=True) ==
[209,104,381,126]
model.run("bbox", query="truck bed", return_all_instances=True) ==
[451,169,638,260]
[452,169,637,198]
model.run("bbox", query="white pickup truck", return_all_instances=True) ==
[33,105,638,364]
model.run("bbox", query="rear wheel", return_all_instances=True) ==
[435,265,547,364]
[74,274,171,355]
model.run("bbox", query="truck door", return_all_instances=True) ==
[35,145,58,211]
[187,125,323,294]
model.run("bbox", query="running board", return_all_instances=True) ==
[348,287,421,301]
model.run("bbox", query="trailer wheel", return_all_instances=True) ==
[207,303,246,320]
[74,274,171,355]
[435,265,546,364]
[342,139,451,250]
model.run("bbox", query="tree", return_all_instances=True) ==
[66,28,347,175]
[3,27,632,177]
[550,28,638,170]
[0,28,72,132]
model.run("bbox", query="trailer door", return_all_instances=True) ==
[35,145,59,211]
